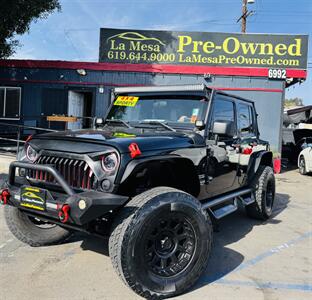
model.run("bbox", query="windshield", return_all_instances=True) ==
[106,95,208,128]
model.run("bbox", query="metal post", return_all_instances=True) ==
[16,126,21,159]
[242,0,247,33]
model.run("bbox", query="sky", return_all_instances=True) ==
[11,0,312,104]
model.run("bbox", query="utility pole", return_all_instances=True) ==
[237,0,255,33]
[241,0,247,33]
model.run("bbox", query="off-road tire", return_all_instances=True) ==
[299,156,307,175]
[4,205,72,247]
[246,166,275,220]
[109,187,212,299]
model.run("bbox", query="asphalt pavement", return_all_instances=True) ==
[0,158,311,299]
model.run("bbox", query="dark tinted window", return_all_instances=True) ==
[210,96,235,137]
[212,98,235,123]
[0,87,21,118]
[306,137,312,144]
[238,103,255,136]
[6,88,20,117]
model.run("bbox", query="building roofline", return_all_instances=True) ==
[0,59,307,79]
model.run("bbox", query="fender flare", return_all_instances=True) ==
[246,150,273,183]
[119,155,200,196]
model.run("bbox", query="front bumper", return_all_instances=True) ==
[2,161,128,226]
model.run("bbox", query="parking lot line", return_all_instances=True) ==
[213,279,312,292]
[202,230,312,284]
[233,230,312,273]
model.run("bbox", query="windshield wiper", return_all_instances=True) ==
[105,119,132,128]
[139,120,176,132]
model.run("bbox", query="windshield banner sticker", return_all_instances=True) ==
[100,28,308,70]
[114,96,139,107]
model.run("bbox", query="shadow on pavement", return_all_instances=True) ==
[0,172,8,180]
[191,192,290,292]
[80,235,109,256]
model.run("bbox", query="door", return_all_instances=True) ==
[41,88,67,130]
[68,91,84,130]
[236,101,259,187]
[205,94,238,196]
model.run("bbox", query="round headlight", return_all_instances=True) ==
[101,153,119,173]
[26,145,38,162]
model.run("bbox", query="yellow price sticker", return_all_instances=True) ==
[114,96,139,107]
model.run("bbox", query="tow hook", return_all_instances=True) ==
[0,189,10,205]
[58,204,70,223]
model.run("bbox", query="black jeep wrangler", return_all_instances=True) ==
[1,84,275,299]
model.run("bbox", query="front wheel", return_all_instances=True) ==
[299,156,307,175]
[109,187,212,299]
[4,206,72,247]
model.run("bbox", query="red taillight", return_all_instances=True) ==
[58,204,70,223]
[128,143,141,158]
[0,189,10,205]
[242,147,253,155]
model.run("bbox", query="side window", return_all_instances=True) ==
[237,103,255,136]
[210,96,235,138]
[0,87,21,119]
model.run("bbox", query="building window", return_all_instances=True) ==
[0,87,21,119]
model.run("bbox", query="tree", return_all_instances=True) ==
[0,0,61,58]
[284,97,304,108]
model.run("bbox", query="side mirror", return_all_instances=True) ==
[212,121,234,137]
[195,120,205,130]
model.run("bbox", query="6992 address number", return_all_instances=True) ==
[268,69,287,80]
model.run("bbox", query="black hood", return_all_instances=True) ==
[30,128,205,154]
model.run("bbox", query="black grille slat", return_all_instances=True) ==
[77,161,84,189]
[68,160,73,186]
[63,158,69,183]
[28,155,95,190]
[73,160,79,187]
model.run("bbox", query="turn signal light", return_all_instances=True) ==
[129,143,141,158]
[58,204,70,223]
[0,189,10,205]
[25,135,33,143]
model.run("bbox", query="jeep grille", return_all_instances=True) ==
[27,155,96,190]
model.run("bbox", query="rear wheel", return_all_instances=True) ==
[109,187,212,299]
[4,206,72,246]
[299,156,307,175]
[246,166,275,220]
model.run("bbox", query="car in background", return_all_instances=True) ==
[298,137,312,175]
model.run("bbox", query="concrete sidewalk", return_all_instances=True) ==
[0,153,15,174]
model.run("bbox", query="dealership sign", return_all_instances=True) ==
[99,28,308,70]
